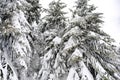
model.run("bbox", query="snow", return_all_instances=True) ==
[53,54,60,69]
[90,56,114,79]
[44,49,53,61]
[32,21,38,30]
[64,36,77,50]
[14,43,25,56]
[90,31,96,36]
[40,70,49,80]
[44,30,57,37]
[19,34,32,52]
[90,56,106,74]
[18,0,32,8]
[71,16,87,29]
[49,74,55,79]
[79,61,94,80]
[0,0,119,79]
[71,13,83,22]
[99,39,105,44]
[63,26,81,38]
[53,36,61,45]
[4,54,19,80]
[19,10,31,32]
[96,74,101,80]
[0,56,18,80]
[19,58,27,69]
[72,48,83,58]
[39,50,53,80]
[16,1,22,6]
[114,73,120,79]
[68,48,83,63]
[12,11,21,29]
[12,10,31,33]
[13,34,31,57]
[3,65,7,80]
[67,67,80,80]
[44,30,50,36]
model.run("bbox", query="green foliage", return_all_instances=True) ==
[0,0,119,80]
[26,0,42,24]
[44,0,67,30]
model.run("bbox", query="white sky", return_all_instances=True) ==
[40,0,120,45]
[90,0,120,45]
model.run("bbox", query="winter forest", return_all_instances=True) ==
[0,0,120,80]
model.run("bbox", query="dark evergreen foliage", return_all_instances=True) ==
[0,0,120,80]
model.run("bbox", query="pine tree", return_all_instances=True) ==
[0,0,42,80]
[0,0,120,80]
[38,0,67,80]
[43,0,66,32]
[60,0,120,80]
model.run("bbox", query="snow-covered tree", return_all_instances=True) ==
[0,0,120,80]
[0,0,42,80]
[37,0,67,80]
[43,0,66,31]
[25,0,42,24]
[59,0,120,80]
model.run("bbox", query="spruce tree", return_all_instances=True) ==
[59,0,120,80]
[0,0,42,80]
[38,0,67,80]
[43,0,66,31]
[0,0,120,80]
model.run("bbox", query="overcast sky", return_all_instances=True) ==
[90,0,120,45]
[40,0,120,45]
